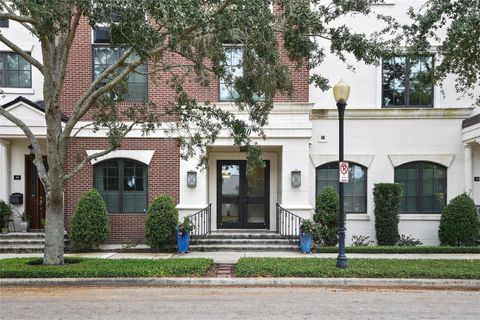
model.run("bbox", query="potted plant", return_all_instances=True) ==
[299,219,317,254]
[0,200,12,234]
[177,216,194,253]
[15,210,30,232]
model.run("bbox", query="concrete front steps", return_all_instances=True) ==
[0,232,69,253]
[190,230,299,252]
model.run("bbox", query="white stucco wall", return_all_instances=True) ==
[309,0,477,110]
[177,103,315,231]
[310,115,469,245]
[0,20,44,104]
[1,138,46,226]
[473,145,480,204]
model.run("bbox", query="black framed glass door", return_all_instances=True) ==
[217,160,269,229]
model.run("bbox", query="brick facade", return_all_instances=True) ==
[60,17,308,243]
[64,138,179,243]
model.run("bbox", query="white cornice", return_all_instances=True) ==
[310,108,473,120]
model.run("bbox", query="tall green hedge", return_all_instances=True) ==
[438,193,478,246]
[313,186,339,246]
[145,194,178,251]
[70,189,110,251]
[374,183,402,245]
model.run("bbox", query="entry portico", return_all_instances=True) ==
[0,97,52,230]
[177,102,315,232]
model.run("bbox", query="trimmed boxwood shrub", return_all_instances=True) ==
[145,194,178,251]
[313,186,339,246]
[374,183,402,246]
[438,193,479,246]
[70,189,110,251]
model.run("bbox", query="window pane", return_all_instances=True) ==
[18,56,30,70]
[6,53,18,69]
[124,176,136,191]
[19,70,31,87]
[93,47,146,101]
[101,192,120,212]
[6,71,18,86]
[396,162,446,213]
[316,163,366,213]
[123,192,146,212]
[383,57,406,107]
[220,47,243,101]
[94,159,148,213]
[409,56,433,106]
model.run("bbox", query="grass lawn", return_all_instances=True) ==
[312,246,480,254]
[235,258,480,279]
[0,257,213,278]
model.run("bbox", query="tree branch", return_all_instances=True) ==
[0,33,44,74]
[0,0,36,34]
[61,48,135,140]
[0,107,48,185]
[62,0,233,145]
[53,9,82,104]
[62,122,137,181]
[0,12,35,24]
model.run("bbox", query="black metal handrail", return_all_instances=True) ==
[276,203,304,239]
[188,204,212,239]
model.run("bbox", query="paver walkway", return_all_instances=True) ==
[1,251,479,263]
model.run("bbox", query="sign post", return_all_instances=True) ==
[339,161,349,183]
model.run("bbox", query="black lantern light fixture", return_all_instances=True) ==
[187,170,197,188]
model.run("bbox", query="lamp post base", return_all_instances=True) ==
[336,255,347,269]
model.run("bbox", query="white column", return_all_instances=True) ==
[0,139,10,202]
[465,144,473,196]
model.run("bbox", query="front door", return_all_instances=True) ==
[25,155,47,230]
[217,160,269,229]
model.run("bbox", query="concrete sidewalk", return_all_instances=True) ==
[1,251,480,263]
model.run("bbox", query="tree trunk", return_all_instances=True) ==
[43,182,65,265]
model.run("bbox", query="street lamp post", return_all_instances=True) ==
[333,80,350,269]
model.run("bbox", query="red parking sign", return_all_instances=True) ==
[339,161,349,183]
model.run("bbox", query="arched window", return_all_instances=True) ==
[316,162,367,213]
[394,161,446,213]
[94,159,147,213]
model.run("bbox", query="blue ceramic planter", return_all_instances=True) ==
[177,231,190,253]
[299,233,312,254]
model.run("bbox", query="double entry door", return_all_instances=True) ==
[217,160,270,229]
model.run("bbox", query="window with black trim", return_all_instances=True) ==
[316,162,367,213]
[0,52,32,88]
[382,55,433,108]
[394,161,446,213]
[92,26,147,101]
[93,46,147,101]
[94,159,147,213]
[0,19,9,28]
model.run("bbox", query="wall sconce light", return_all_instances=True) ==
[291,170,301,188]
[27,144,34,155]
[187,170,197,188]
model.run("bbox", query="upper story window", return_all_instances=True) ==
[316,162,367,213]
[0,19,9,28]
[0,52,32,88]
[94,158,148,213]
[394,161,446,213]
[382,55,433,108]
[92,28,147,102]
[219,46,243,101]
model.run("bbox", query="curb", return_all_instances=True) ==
[1,277,479,290]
